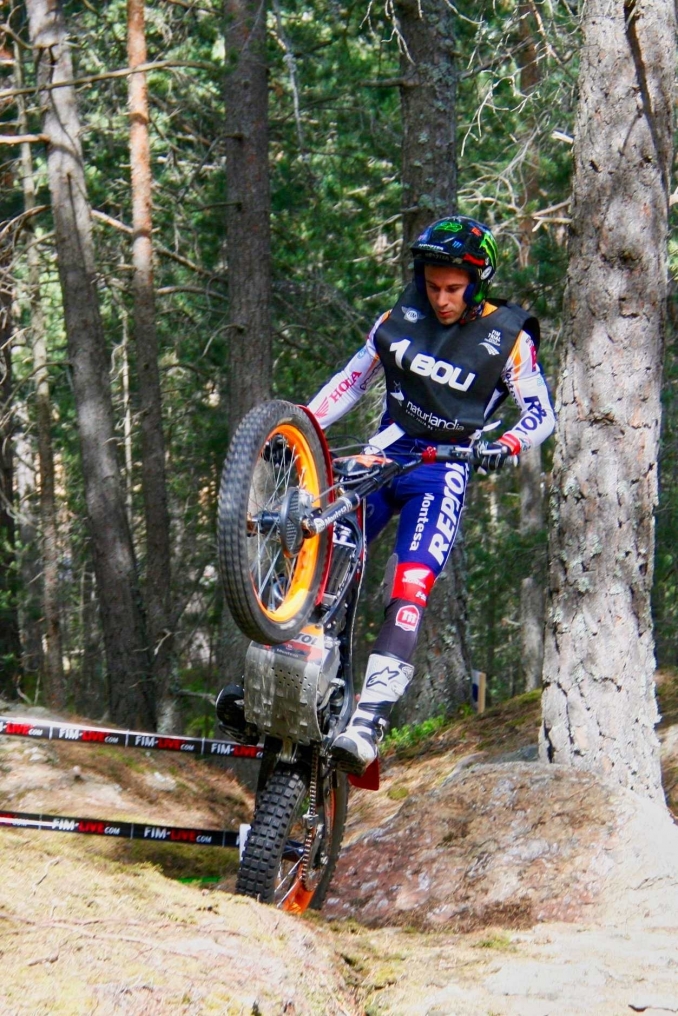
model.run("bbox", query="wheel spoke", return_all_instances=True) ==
[256,546,284,604]
[274,860,303,905]
[282,446,297,493]
[219,405,329,650]
[245,436,311,611]
[250,515,279,561]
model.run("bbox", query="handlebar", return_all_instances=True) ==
[303,444,478,536]
[421,443,475,465]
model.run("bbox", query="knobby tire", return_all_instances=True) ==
[218,400,330,645]
[236,765,348,912]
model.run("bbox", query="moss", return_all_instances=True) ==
[108,838,240,882]
[367,964,399,988]
[473,931,516,951]
[340,952,366,971]
[386,785,409,801]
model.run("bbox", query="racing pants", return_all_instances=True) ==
[364,458,470,663]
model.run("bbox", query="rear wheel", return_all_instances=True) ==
[236,764,348,913]
[218,401,331,645]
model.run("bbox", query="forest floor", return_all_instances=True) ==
[0,677,676,1015]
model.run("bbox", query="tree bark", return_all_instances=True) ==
[127,0,176,732]
[397,0,457,272]
[16,38,64,707]
[13,426,45,686]
[220,0,273,684]
[391,0,470,720]
[520,445,545,692]
[516,0,541,269]
[515,5,546,692]
[223,0,272,429]
[540,0,674,802]
[0,254,21,698]
[26,0,154,729]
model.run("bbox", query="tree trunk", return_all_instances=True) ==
[13,426,45,687]
[392,0,470,720]
[516,0,541,269]
[223,0,272,429]
[0,257,21,698]
[16,38,64,707]
[515,5,546,692]
[520,446,545,692]
[220,0,273,685]
[127,0,176,732]
[397,0,457,270]
[71,564,105,718]
[540,0,674,802]
[26,0,155,729]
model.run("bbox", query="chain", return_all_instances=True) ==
[300,745,321,888]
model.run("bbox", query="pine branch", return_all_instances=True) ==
[0,133,49,145]
[360,76,417,89]
[0,60,218,102]
[91,210,226,283]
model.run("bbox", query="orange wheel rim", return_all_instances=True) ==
[248,423,322,624]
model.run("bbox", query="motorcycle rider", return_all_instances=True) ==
[307,215,555,775]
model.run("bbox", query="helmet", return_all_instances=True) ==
[410,216,498,306]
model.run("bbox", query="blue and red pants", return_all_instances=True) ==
[364,456,470,663]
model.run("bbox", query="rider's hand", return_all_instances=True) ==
[264,436,294,471]
[473,440,514,474]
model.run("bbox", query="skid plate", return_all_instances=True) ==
[244,625,339,744]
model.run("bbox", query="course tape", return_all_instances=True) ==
[0,716,263,759]
[0,809,240,848]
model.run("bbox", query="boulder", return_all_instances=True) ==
[324,761,678,931]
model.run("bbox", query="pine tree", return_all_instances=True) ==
[540,0,675,801]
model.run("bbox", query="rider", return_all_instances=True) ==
[307,215,555,775]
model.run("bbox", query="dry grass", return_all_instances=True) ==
[0,676,675,1015]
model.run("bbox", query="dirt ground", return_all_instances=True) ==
[0,683,676,1016]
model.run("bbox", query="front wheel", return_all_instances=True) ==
[218,400,331,645]
[236,763,348,913]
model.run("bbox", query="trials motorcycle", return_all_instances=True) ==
[216,399,472,912]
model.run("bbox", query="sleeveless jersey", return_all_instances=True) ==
[372,283,539,442]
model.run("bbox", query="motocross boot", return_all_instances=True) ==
[331,653,414,775]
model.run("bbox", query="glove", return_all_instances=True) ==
[264,435,295,471]
[473,440,513,474]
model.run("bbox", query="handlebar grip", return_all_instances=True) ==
[425,444,474,464]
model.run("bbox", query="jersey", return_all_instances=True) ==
[308,296,555,454]
[373,283,537,442]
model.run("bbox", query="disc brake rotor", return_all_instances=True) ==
[278,487,311,558]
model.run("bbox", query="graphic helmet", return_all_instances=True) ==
[410,216,498,306]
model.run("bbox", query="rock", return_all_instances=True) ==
[492,744,540,764]
[629,995,678,1013]
[484,959,606,1000]
[146,770,177,792]
[325,762,678,931]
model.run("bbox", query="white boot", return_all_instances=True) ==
[331,653,413,775]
